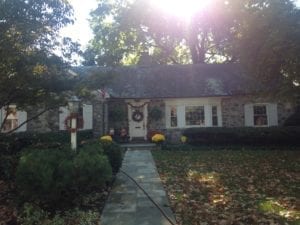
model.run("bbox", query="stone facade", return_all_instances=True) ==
[221,96,249,127]
[92,99,108,137]
[277,102,295,126]
[27,108,59,132]
[221,96,296,127]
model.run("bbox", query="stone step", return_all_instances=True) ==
[120,143,157,151]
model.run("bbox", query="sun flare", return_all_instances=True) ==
[151,0,212,20]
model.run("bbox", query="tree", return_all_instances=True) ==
[229,0,300,99]
[85,0,235,66]
[0,0,78,132]
[86,0,300,99]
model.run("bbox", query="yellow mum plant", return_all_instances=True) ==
[151,134,165,144]
[100,135,113,142]
[181,135,187,144]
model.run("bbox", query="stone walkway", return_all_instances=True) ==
[100,149,176,225]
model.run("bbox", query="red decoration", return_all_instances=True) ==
[64,115,84,132]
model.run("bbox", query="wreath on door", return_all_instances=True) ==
[132,110,144,122]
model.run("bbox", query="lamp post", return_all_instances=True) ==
[68,96,80,152]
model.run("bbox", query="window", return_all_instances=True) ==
[253,105,268,126]
[212,106,218,126]
[185,106,205,126]
[170,106,177,127]
[2,106,18,132]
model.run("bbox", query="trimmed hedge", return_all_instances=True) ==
[183,127,300,146]
[0,130,93,154]
[101,142,123,174]
[16,146,112,206]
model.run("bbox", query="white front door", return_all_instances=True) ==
[128,100,148,140]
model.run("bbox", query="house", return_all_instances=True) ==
[1,63,296,142]
[98,64,294,142]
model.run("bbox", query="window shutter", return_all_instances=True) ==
[205,105,212,127]
[165,106,171,128]
[244,104,254,127]
[83,104,93,130]
[177,105,185,128]
[59,106,69,130]
[16,111,27,132]
[267,103,278,126]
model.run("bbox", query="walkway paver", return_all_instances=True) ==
[100,149,176,225]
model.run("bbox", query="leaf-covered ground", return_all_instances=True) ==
[152,149,300,225]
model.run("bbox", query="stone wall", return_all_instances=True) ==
[221,96,248,127]
[27,107,59,132]
[221,96,296,127]
[277,102,295,126]
[92,99,107,137]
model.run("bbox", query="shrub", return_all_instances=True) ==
[0,154,19,180]
[0,130,93,154]
[16,148,73,204]
[16,146,112,205]
[73,150,112,192]
[18,203,100,225]
[183,127,300,146]
[101,142,123,173]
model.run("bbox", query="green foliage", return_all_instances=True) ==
[16,148,73,204]
[0,130,93,154]
[0,154,18,180]
[108,104,127,122]
[0,0,80,130]
[73,150,112,192]
[183,127,300,146]
[148,106,163,121]
[16,146,112,205]
[19,203,100,225]
[231,0,300,99]
[101,142,123,173]
[86,0,300,98]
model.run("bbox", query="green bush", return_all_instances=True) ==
[0,154,19,180]
[183,127,300,146]
[19,203,100,225]
[101,142,123,173]
[16,146,112,205]
[16,148,73,204]
[0,130,93,154]
[73,150,112,192]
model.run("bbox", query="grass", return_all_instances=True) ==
[152,148,300,225]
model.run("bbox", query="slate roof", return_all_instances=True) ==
[74,63,253,99]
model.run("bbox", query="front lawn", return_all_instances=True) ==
[152,149,300,225]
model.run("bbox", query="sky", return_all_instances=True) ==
[60,0,300,50]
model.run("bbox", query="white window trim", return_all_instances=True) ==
[1,105,27,133]
[244,103,278,127]
[165,98,222,129]
[253,104,269,127]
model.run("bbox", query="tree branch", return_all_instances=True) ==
[0,105,10,131]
